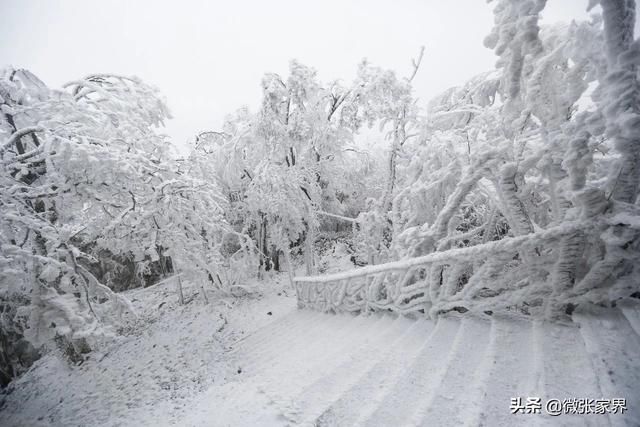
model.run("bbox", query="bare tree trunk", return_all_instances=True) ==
[270,244,280,271]
[283,249,295,290]
[304,224,315,275]
[382,142,399,214]
[176,274,185,305]
[200,282,209,304]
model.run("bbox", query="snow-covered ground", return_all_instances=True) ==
[185,302,640,427]
[2,268,639,426]
[0,274,297,426]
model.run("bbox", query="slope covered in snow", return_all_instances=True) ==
[1,273,638,426]
[0,276,297,426]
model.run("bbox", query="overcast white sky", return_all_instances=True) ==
[1,0,634,151]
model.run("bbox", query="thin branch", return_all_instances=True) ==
[408,46,425,83]
[316,210,360,223]
[327,90,351,121]
[0,126,44,155]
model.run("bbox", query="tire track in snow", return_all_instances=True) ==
[358,317,461,427]
[256,314,395,417]
[574,308,640,427]
[456,316,535,427]
[286,315,420,425]
[534,320,608,427]
[312,318,435,426]
[414,316,492,427]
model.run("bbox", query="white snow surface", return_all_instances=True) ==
[1,275,639,426]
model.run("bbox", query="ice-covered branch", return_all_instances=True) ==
[0,126,44,155]
[295,219,599,318]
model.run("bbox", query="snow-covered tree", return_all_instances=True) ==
[193,59,414,273]
[0,69,242,366]
[349,0,640,316]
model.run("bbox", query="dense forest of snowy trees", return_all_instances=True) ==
[1,0,639,392]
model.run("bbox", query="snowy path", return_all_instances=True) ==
[187,301,640,426]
